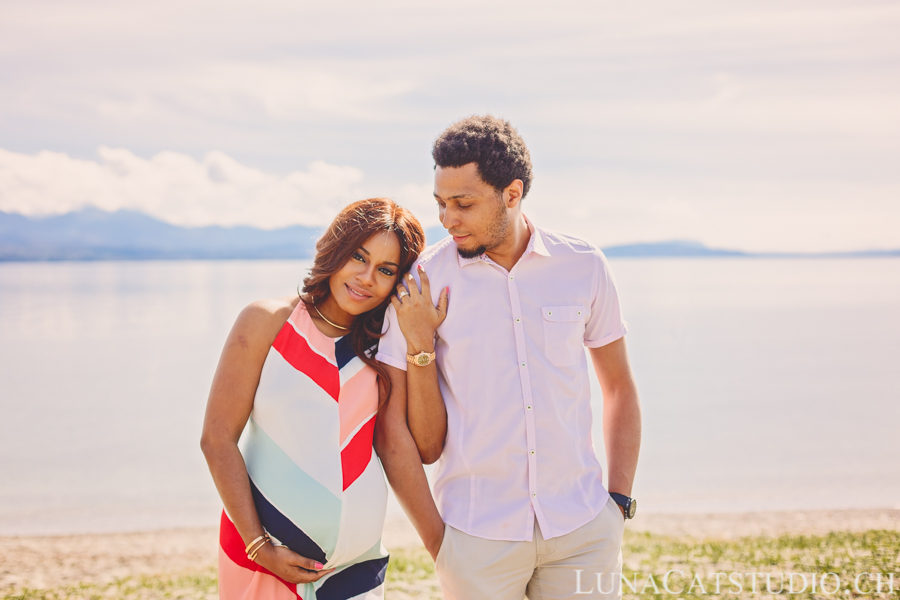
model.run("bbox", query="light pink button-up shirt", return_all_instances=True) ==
[376,219,627,541]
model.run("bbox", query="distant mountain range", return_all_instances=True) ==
[1,209,897,261]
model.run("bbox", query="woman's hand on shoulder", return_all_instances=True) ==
[254,544,335,585]
[391,265,449,353]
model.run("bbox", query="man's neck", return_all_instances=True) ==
[485,214,531,272]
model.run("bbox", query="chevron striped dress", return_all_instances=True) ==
[218,301,389,600]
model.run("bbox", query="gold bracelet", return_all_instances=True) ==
[245,534,267,554]
[248,537,270,561]
[246,534,270,561]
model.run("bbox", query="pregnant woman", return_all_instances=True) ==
[201,198,436,599]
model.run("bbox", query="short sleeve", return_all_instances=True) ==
[583,249,628,348]
[375,303,408,371]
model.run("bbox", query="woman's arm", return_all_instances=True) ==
[200,297,333,584]
[392,266,449,464]
[374,364,445,560]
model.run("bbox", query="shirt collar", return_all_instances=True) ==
[455,214,551,268]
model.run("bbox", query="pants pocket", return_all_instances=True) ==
[435,524,449,569]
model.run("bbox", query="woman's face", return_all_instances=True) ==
[326,230,402,319]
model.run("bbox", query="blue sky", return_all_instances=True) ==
[1,0,898,252]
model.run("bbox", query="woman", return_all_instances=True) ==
[201,198,436,600]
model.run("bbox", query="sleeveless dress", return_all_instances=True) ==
[218,301,389,600]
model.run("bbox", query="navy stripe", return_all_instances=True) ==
[334,336,356,370]
[317,556,389,600]
[249,477,327,563]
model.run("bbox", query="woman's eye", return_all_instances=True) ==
[353,252,365,262]
[379,267,395,277]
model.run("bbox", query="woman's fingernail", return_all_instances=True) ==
[446,286,450,295]
[315,562,324,569]
[408,274,414,280]
[418,264,424,271]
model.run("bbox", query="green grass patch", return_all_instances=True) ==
[4,531,897,599]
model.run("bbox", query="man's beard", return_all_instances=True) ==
[456,196,510,259]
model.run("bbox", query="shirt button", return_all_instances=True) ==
[521,362,526,367]
[547,311,552,316]
[530,450,535,455]
[515,318,520,323]
[532,492,537,497]
[526,405,532,410]
[509,276,514,281]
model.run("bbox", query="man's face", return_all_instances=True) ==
[434,163,510,259]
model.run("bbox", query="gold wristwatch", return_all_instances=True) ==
[406,351,436,367]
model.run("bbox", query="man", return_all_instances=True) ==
[374,115,641,600]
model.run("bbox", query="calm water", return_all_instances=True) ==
[0,259,898,535]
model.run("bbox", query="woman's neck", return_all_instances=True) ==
[310,296,355,338]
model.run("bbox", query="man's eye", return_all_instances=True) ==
[458,204,470,209]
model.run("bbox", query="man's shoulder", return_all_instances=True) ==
[536,225,606,259]
[413,234,457,269]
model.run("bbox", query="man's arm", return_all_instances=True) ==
[588,337,641,513]
[374,363,445,559]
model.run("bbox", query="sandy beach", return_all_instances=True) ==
[3,508,899,597]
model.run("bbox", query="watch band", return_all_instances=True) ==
[406,351,436,367]
[609,492,637,519]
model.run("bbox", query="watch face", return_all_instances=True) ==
[416,354,431,366]
[627,499,637,519]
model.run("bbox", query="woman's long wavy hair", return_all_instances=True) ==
[301,198,425,404]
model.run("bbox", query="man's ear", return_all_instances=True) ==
[504,179,524,209]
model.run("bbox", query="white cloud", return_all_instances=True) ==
[0,147,366,229]
[0,0,898,251]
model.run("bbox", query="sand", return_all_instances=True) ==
[3,509,899,594]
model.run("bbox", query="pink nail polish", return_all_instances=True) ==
[417,264,423,270]
[315,562,324,569]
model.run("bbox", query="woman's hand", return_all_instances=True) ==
[391,265,449,353]
[254,544,335,585]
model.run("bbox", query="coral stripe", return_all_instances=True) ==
[218,546,301,600]
[219,511,300,597]
[286,302,336,366]
[340,417,375,491]
[272,325,340,401]
[338,367,378,446]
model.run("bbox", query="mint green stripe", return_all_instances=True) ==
[244,418,342,556]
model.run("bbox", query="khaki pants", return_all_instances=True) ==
[435,496,626,600]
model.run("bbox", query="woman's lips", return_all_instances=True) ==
[345,283,372,301]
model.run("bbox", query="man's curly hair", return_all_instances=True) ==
[432,115,533,199]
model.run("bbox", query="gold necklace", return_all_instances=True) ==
[313,304,350,331]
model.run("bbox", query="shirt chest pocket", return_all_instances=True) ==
[541,305,585,367]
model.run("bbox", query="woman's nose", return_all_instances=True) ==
[357,264,376,285]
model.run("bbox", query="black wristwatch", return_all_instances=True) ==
[609,492,637,519]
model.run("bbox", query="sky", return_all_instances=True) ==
[1,0,898,252]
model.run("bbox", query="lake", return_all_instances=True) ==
[0,258,898,535]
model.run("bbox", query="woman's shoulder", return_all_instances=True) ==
[231,296,302,348]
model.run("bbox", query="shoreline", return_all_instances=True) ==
[3,508,899,594]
